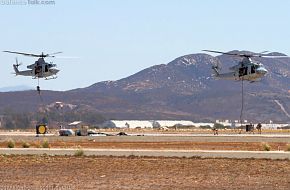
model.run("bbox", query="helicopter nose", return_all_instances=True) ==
[51,68,60,74]
[256,67,268,75]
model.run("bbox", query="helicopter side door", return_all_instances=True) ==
[239,66,248,77]
[34,64,42,76]
[45,64,49,72]
[250,65,255,74]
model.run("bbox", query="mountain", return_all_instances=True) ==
[0,51,290,123]
[0,85,33,92]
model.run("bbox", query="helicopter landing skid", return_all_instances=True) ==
[45,76,57,80]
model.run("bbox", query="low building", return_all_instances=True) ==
[155,120,195,128]
[101,119,289,129]
[101,120,196,129]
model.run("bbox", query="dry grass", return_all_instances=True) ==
[286,144,290,151]
[42,139,50,148]
[6,139,15,148]
[261,142,271,151]
[0,140,289,151]
[21,141,30,148]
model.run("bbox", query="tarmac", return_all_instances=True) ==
[0,148,290,159]
[1,132,290,159]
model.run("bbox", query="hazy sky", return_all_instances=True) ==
[0,0,289,91]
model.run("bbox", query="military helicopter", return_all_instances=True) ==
[3,50,61,80]
[202,50,288,82]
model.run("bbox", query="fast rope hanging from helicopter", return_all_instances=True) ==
[36,77,49,126]
[240,78,244,130]
[37,78,42,100]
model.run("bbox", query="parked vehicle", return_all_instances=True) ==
[59,129,74,136]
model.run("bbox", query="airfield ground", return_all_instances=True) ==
[1,129,290,151]
[0,139,289,151]
[0,129,290,189]
[1,155,290,190]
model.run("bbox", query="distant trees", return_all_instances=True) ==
[2,109,32,129]
[46,110,106,124]
[213,123,231,129]
[199,125,212,129]
[1,108,106,129]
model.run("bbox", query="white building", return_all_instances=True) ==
[101,119,289,129]
[215,119,289,129]
[101,120,197,129]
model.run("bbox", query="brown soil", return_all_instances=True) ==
[1,141,289,151]
[0,155,289,190]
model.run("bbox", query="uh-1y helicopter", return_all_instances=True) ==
[202,50,288,82]
[3,50,61,80]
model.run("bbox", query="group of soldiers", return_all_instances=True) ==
[246,122,262,134]
[212,122,262,135]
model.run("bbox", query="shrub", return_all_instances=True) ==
[33,141,42,148]
[261,142,271,151]
[42,139,50,148]
[74,148,84,157]
[286,144,290,151]
[22,141,30,148]
[7,139,15,148]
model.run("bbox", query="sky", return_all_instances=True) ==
[0,0,289,91]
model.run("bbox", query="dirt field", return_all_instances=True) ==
[1,132,290,189]
[0,155,290,190]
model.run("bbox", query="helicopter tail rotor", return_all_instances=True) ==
[12,64,20,75]
[15,57,22,67]
[211,64,220,77]
[212,60,221,71]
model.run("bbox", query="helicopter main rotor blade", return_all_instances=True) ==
[203,50,253,57]
[49,51,63,55]
[245,52,290,58]
[258,51,269,54]
[47,52,63,57]
[257,55,290,58]
[3,50,41,57]
[3,50,64,58]
[203,50,289,58]
[202,50,242,56]
[52,56,79,59]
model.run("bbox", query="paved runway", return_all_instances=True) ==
[1,132,290,159]
[1,148,290,159]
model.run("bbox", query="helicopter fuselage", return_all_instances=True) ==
[13,57,59,79]
[213,58,268,82]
